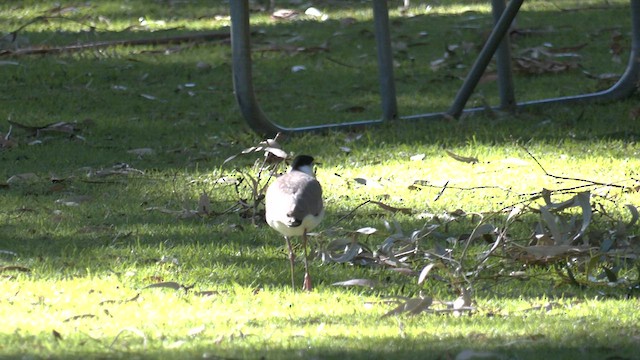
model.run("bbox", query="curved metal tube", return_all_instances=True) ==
[230,0,393,136]
[231,0,640,135]
[515,0,640,107]
[230,0,280,136]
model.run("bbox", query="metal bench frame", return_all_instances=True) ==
[230,0,640,136]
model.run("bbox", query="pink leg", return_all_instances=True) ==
[302,230,312,291]
[284,236,295,289]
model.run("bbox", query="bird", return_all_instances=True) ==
[265,154,324,291]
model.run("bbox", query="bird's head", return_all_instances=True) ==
[290,155,316,177]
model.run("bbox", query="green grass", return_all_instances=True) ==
[1,0,640,359]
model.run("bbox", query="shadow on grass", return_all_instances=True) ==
[0,332,634,360]
[0,0,636,137]
[3,204,635,301]
[1,1,639,301]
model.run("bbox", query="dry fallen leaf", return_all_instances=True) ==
[90,163,144,177]
[353,177,382,188]
[382,296,433,317]
[140,93,160,101]
[417,263,436,285]
[55,195,92,206]
[7,173,39,184]
[369,200,412,215]
[291,65,306,73]
[127,148,155,157]
[188,325,206,337]
[332,279,377,288]
[304,7,328,21]
[445,149,479,164]
[8,120,83,137]
[356,227,378,235]
[324,239,362,263]
[271,9,299,20]
[143,281,185,291]
[63,314,97,322]
[514,56,577,75]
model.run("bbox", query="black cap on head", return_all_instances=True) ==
[291,155,315,170]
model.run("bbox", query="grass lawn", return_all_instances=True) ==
[1,0,640,358]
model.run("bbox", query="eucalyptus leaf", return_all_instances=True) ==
[326,238,353,251]
[444,149,479,164]
[625,204,639,227]
[356,227,377,235]
[506,206,523,223]
[144,281,183,290]
[417,263,436,285]
[540,206,564,244]
[332,279,377,288]
[329,241,361,263]
[382,296,432,317]
[571,191,591,243]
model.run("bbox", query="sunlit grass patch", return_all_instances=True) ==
[1,0,640,359]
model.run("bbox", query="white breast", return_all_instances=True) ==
[267,209,325,237]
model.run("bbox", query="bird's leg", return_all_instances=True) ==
[302,230,312,291]
[284,236,296,289]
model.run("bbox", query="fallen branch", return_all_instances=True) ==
[411,180,523,196]
[6,15,95,41]
[325,56,360,68]
[520,145,629,190]
[1,31,233,57]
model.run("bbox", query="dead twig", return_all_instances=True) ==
[520,145,629,189]
[412,180,524,196]
[433,180,449,202]
[6,15,95,42]
[330,200,372,227]
[325,56,360,68]
[1,31,233,57]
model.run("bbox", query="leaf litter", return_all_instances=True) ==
[3,6,639,302]
[220,137,640,317]
[0,8,638,359]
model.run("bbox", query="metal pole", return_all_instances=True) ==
[230,0,281,136]
[447,0,524,118]
[373,0,399,121]
[492,0,516,110]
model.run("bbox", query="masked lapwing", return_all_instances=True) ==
[265,155,324,291]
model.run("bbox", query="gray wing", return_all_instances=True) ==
[266,172,323,227]
[289,177,323,223]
